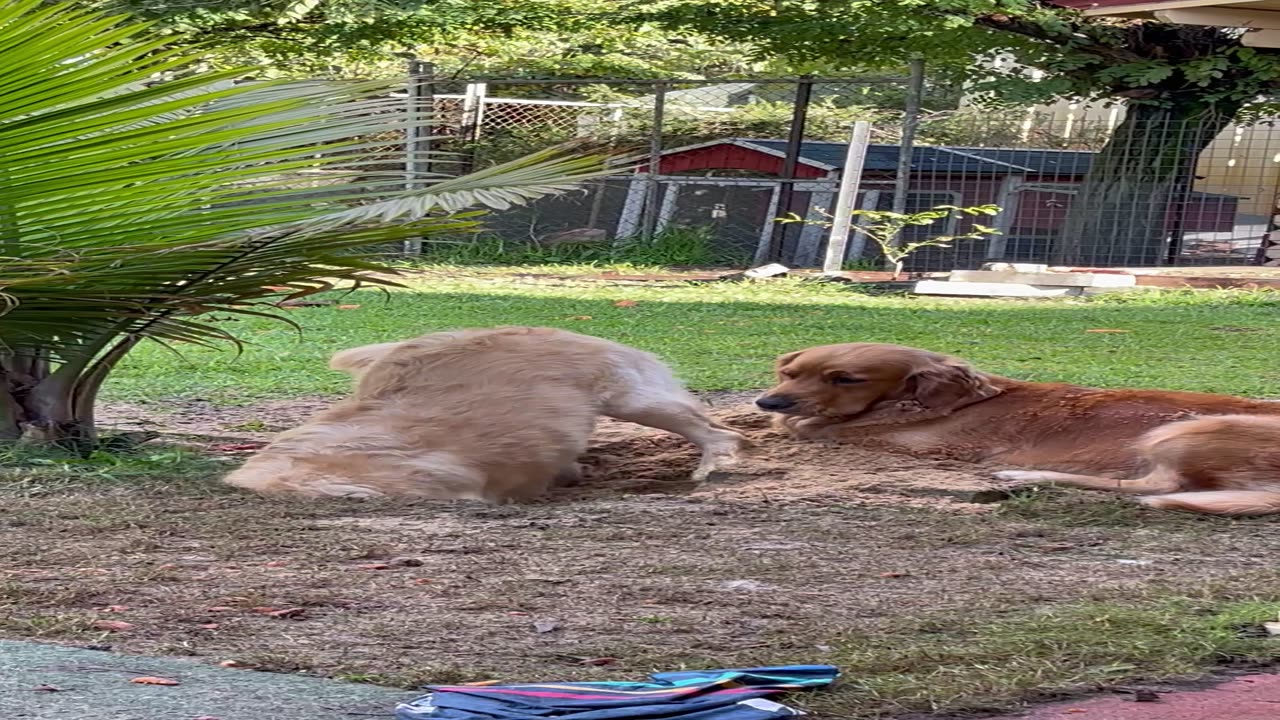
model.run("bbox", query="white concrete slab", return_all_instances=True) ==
[950,270,1136,287]
[913,280,1082,298]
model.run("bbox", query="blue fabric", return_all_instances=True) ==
[394,665,840,720]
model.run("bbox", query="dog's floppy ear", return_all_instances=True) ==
[329,341,405,377]
[775,350,803,373]
[905,358,1001,411]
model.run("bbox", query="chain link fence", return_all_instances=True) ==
[391,67,1280,271]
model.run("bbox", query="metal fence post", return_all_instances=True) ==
[766,76,814,263]
[823,121,873,273]
[403,58,434,255]
[457,82,488,175]
[460,82,488,143]
[1254,186,1280,266]
[639,82,667,240]
[890,57,925,220]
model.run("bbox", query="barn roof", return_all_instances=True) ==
[674,139,1100,176]
[956,147,1098,175]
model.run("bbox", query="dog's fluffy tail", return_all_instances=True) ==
[1140,490,1280,517]
[328,341,404,376]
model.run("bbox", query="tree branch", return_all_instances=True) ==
[975,12,1146,65]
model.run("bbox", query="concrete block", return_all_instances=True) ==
[745,263,790,279]
[721,263,790,281]
[913,280,1081,298]
[981,262,1048,273]
[949,270,1136,288]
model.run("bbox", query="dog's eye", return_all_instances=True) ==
[829,375,866,385]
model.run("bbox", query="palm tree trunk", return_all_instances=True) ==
[0,334,138,451]
[0,383,22,440]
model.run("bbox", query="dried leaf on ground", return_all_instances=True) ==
[262,607,307,619]
[130,676,180,686]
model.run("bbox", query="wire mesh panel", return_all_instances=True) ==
[893,110,1280,270]
[391,69,1280,270]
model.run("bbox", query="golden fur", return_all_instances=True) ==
[223,327,747,501]
[755,342,1280,517]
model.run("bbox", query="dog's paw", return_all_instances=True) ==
[553,463,587,486]
[723,431,754,454]
[993,470,1053,483]
[692,453,744,483]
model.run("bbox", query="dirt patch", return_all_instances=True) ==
[574,407,1006,511]
[98,392,1007,512]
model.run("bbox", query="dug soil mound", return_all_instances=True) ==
[569,405,1009,511]
[98,395,1012,511]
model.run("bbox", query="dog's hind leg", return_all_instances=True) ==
[1139,490,1280,516]
[602,361,749,483]
[993,468,1183,495]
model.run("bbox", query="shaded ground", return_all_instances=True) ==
[0,639,412,720]
[3,394,1279,718]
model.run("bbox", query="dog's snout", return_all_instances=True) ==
[755,395,797,412]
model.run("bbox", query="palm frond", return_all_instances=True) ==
[0,0,613,361]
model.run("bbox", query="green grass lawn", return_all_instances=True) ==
[104,271,1280,405]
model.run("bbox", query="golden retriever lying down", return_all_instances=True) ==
[222,327,748,502]
[755,342,1280,517]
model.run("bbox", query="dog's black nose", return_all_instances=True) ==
[755,395,796,411]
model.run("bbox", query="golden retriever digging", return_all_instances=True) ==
[755,342,1280,517]
[223,327,748,501]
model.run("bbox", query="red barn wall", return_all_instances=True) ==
[657,145,828,178]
